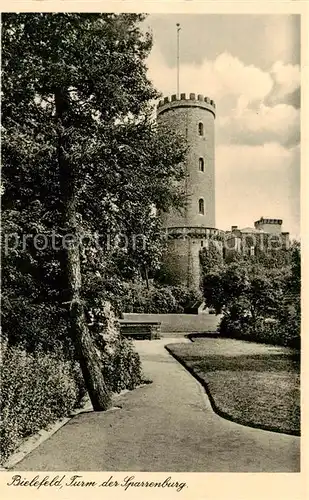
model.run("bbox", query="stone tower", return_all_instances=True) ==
[157,92,222,289]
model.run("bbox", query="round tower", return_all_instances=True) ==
[157,92,216,228]
[157,93,222,289]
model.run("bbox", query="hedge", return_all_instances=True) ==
[219,313,300,349]
[0,345,84,464]
[0,300,144,465]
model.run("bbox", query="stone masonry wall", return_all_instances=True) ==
[159,238,203,289]
[157,94,216,229]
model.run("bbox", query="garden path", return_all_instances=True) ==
[13,338,300,472]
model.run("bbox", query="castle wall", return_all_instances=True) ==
[159,238,202,289]
[254,218,283,234]
[225,231,290,259]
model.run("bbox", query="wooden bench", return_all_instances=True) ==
[119,321,161,340]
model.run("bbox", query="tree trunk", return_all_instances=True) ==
[144,266,149,290]
[55,88,111,411]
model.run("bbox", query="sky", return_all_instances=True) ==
[144,14,300,239]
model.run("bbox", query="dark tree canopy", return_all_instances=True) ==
[1,13,188,408]
[2,12,187,307]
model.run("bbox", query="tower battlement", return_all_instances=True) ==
[157,93,216,118]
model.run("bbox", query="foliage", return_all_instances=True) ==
[86,300,143,392]
[168,285,203,312]
[1,13,187,312]
[119,282,202,313]
[1,297,71,355]
[1,12,187,409]
[0,299,144,463]
[102,338,143,393]
[286,242,301,310]
[0,12,188,438]
[1,12,187,337]
[202,246,301,347]
[200,240,224,275]
[0,344,84,464]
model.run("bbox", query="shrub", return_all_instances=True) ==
[102,337,143,393]
[220,312,300,348]
[117,282,203,314]
[1,295,145,465]
[204,249,301,349]
[169,285,203,312]
[87,300,143,393]
[146,286,178,313]
[1,295,72,357]
[0,345,83,464]
[276,303,301,349]
[219,310,253,340]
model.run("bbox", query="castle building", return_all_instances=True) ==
[157,94,290,290]
[157,93,224,289]
[225,218,290,258]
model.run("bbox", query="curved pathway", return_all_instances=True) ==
[13,338,300,472]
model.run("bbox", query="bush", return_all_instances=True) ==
[276,304,301,349]
[119,282,178,313]
[204,249,301,349]
[102,337,143,393]
[87,300,143,393]
[146,286,178,313]
[169,285,203,312]
[220,312,300,348]
[219,310,252,340]
[1,295,72,357]
[0,298,145,465]
[0,345,83,464]
[118,282,202,314]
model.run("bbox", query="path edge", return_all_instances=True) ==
[164,344,301,438]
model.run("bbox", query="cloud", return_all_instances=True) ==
[272,61,300,94]
[147,48,273,107]
[145,14,300,73]
[213,53,273,102]
[217,102,300,147]
[147,47,300,149]
[266,61,301,106]
[215,143,300,238]
[147,45,300,238]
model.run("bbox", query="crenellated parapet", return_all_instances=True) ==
[157,93,216,118]
[166,226,225,241]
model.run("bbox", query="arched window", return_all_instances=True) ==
[199,157,204,171]
[198,198,204,215]
[198,122,204,136]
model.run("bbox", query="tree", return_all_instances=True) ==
[200,240,224,276]
[287,241,301,298]
[2,14,187,409]
[202,246,300,346]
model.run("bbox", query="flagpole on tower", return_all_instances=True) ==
[176,23,181,98]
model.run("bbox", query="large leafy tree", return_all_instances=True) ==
[202,246,300,346]
[1,13,187,409]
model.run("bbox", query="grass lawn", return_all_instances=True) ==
[123,313,220,333]
[166,339,300,435]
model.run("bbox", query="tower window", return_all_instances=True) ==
[198,198,205,215]
[199,157,204,171]
[198,122,204,136]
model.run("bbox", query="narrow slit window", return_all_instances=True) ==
[198,122,204,136]
[199,157,204,171]
[199,198,205,215]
